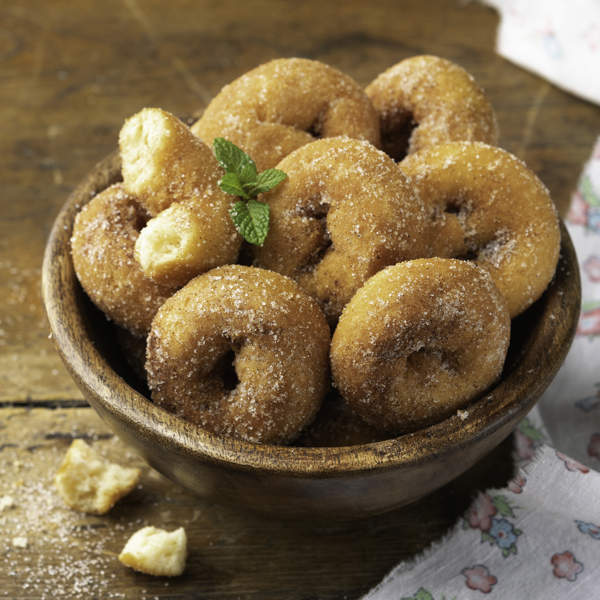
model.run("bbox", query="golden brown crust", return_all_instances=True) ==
[146,265,331,444]
[70,184,177,337]
[331,259,511,433]
[366,55,498,160]
[119,108,241,287]
[400,141,561,317]
[253,137,430,323]
[191,58,381,171]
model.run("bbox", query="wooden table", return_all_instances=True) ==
[1,1,598,597]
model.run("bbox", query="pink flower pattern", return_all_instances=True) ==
[461,565,498,593]
[551,551,584,581]
[587,433,600,460]
[583,255,600,282]
[466,493,497,531]
[514,429,536,461]
[556,451,590,473]
[508,474,527,494]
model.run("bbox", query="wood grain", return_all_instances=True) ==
[0,407,517,599]
[1,0,597,597]
[2,0,599,402]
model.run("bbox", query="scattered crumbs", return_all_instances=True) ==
[12,537,28,548]
[0,496,15,512]
[457,410,469,421]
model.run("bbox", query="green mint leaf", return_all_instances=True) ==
[219,172,250,199]
[213,137,257,184]
[245,168,287,196]
[229,198,270,246]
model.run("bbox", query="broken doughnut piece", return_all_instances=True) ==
[118,526,187,577]
[54,439,141,515]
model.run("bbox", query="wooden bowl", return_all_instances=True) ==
[42,152,581,520]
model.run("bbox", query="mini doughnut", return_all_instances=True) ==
[146,265,330,444]
[331,258,511,433]
[119,108,241,287]
[366,55,498,160]
[253,137,429,323]
[71,184,177,337]
[191,58,381,171]
[400,141,560,317]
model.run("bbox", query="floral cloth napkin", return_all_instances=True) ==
[361,140,600,600]
[483,0,600,105]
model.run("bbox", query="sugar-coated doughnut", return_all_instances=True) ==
[331,259,510,433]
[191,58,381,171]
[366,55,498,160]
[253,137,429,322]
[119,108,241,287]
[71,184,177,337]
[400,141,560,317]
[146,265,330,444]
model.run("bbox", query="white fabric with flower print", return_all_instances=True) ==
[361,139,600,599]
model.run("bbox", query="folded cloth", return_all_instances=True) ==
[361,141,600,599]
[483,0,600,105]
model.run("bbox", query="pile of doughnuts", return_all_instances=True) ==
[71,56,560,445]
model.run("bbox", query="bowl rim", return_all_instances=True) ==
[42,152,581,478]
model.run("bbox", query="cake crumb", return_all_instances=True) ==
[119,526,187,577]
[0,495,15,511]
[54,439,141,515]
[12,536,28,548]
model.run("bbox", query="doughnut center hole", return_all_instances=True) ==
[131,203,150,233]
[299,199,332,272]
[214,349,239,391]
[406,347,457,382]
[381,110,416,162]
[442,198,471,223]
[306,111,326,139]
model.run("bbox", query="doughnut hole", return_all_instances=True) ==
[212,349,239,392]
[331,259,511,434]
[295,198,332,273]
[379,108,417,162]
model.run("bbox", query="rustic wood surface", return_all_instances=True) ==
[1,0,598,597]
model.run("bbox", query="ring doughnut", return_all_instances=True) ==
[71,184,177,338]
[253,137,429,322]
[191,58,381,171]
[331,258,511,433]
[400,141,560,317]
[119,108,241,288]
[366,55,498,161]
[146,265,330,444]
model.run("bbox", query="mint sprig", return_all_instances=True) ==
[213,138,287,245]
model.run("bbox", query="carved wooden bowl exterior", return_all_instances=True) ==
[42,152,581,520]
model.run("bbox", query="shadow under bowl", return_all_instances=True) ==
[42,151,581,520]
